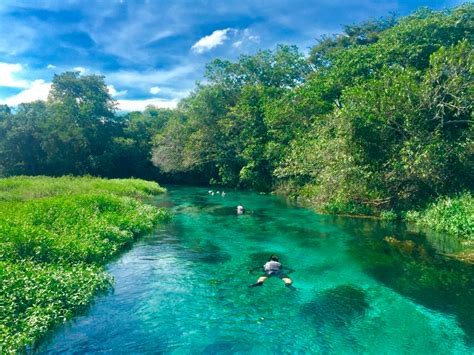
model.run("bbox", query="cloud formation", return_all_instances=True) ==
[149,86,161,94]
[107,85,127,97]
[0,62,29,88]
[192,28,232,53]
[73,67,87,75]
[0,0,461,111]
[0,79,51,106]
[117,98,178,111]
[232,29,260,48]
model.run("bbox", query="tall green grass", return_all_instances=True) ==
[0,176,169,353]
[0,175,165,201]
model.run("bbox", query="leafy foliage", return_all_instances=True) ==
[0,73,174,180]
[0,177,169,353]
[407,193,474,240]
[151,45,310,189]
[0,5,472,232]
[275,6,473,218]
[0,261,112,353]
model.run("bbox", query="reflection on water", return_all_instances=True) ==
[42,186,474,354]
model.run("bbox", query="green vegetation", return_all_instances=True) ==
[406,193,474,240]
[0,176,169,353]
[0,4,472,239]
[0,175,165,201]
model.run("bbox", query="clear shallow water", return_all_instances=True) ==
[42,186,474,354]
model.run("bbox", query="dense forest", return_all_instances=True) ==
[0,4,472,224]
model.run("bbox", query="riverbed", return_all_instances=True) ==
[41,186,474,354]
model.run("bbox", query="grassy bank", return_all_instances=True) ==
[278,183,473,245]
[405,193,474,242]
[0,176,170,353]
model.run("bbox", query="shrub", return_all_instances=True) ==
[415,193,474,240]
[380,210,398,221]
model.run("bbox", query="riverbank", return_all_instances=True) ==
[0,176,170,353]
[41,185,474,353]
[408,193,474,263]
[275,183,474,261]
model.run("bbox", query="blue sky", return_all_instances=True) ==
[0,0,465,111]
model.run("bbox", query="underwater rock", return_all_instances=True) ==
[384,236,416,255]
[384,236,434,262]
[301,284,369,328]
[195,252,232,264]
[207,206,239,216]
[189,242,232,264]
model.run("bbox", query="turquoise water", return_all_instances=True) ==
[42,186,474,354]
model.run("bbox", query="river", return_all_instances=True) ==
[41,186,474,354]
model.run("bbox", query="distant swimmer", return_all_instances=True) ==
[237,205,244,215]
[249,255,295,290]
[222,191,226,196]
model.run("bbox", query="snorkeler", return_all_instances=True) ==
[248,255,295,290]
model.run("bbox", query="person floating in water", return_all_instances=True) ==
[249,255,295,290]
[237,205,244,215]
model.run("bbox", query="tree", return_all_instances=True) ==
[151,45,310,188]
[0,102,47,175]
[111,106,174,179]
[42,71,117,175]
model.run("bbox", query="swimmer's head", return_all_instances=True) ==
[269,255,279,262]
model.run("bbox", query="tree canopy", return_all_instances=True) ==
[0,4,472,214]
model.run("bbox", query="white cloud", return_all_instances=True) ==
[73,66,87,74]
[243,28,260,42]
[232,40,243,48]
[47,64,56,69]
[0,79,51,106]
[149,86,161,94]
[232,29,260,48]
[107,85,127,97]
[146,30,175,45]
[117,98,178,112]
[106,65,196,90]
[191,28,232,53]
[0,63,29,88]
